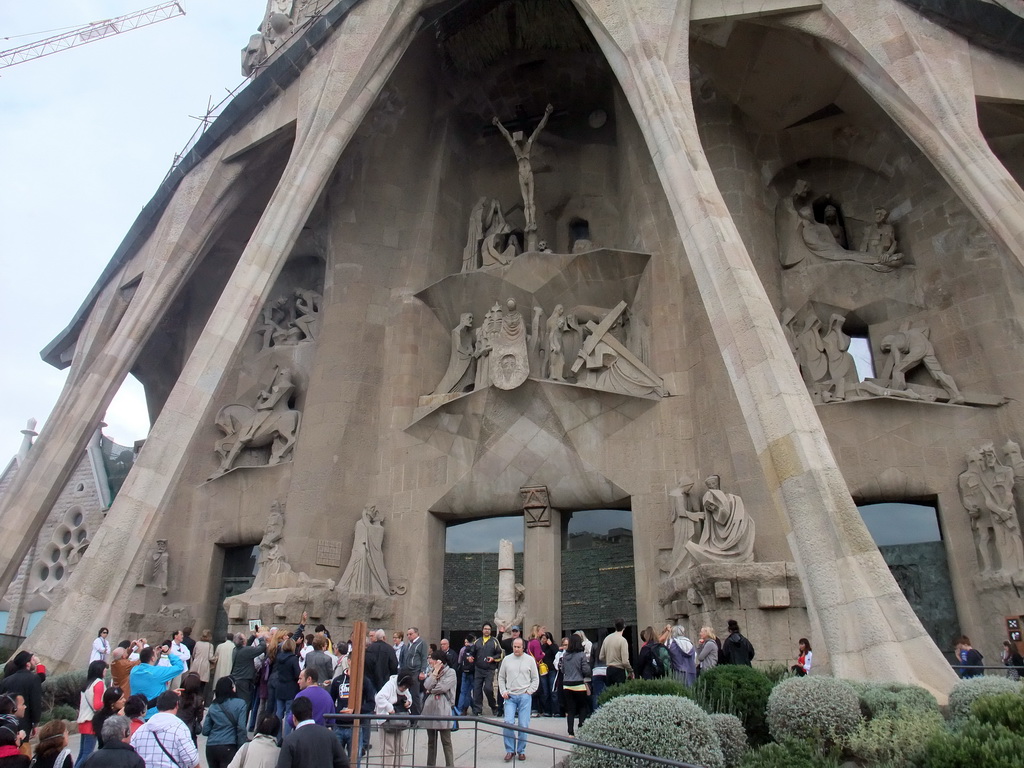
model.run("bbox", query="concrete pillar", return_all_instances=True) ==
[521,486,561,636]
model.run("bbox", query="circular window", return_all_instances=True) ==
[38,565,49,580]
[61,529,72,545]
[71,511,84,527]
[49,547,61,564]
[76,529,87,543]
[54,565,65,581]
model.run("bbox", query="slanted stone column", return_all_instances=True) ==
[521,486,561,635]
[573,0,957,697]
[22,0,426,671]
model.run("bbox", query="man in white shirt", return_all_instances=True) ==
[130,691,199,768]
[497,638,539,762]
[167,629,191,689]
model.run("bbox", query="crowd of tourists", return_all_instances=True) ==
[0,616,764,768]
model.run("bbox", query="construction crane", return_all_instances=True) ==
[1,2,186,70]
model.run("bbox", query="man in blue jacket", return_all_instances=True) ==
[129,645,185,718]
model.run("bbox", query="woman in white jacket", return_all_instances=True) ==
[375,674,413,768]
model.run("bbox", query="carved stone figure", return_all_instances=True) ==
[776,180,903,271]
[878,325,964,404]
[821,313,859,400]
[490,298,529,390]
[473,304,501,391]
[247,500,335,592]
[337,505,391,597]
[796,316,828,392]
[546,304,567,381]
[430,313,476,395]
[292,289,322,341]
[667,483,704,577]
[147,539,169,595]
[479,199,520,267]
[684,475,755,565]
[959,443,1024,577]
[859,207,901,264]
[492,104,553,251]
[461,197,488,272]
[528,306,545,376]
[494,539,521,631]
[211,367,301,477]
[570,302,665,397]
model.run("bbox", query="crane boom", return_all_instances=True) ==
[1,2,186,70]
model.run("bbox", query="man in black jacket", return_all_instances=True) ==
[365,629,398,693]
[398,627,428,715]
[0,652,42,751]
[278,695,348,768]
[83,716,144,768]
[720,620,755,666]
[230,629,269,713]
[468,623,504,716]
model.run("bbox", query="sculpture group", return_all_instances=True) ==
[667,475,756,578]
[254,289,322,349]
[428,298,664,398]
[777,180,905,272]
[958,442,1024,583]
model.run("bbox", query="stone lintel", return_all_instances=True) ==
[691,0,822,25]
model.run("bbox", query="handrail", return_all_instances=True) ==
[324,712,708,767]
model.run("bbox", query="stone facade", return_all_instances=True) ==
[3,0,1024,701]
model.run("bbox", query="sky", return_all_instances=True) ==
[0,1,262,459]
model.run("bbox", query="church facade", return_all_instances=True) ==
[3,0,1024,699]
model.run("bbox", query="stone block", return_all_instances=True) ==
[715,580,733,600]
[757,587,791,608]
[687,588,702,606]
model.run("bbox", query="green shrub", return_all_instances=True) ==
[847,679,940,720]
[41,670,86,711]
[39,705,77,724]
[843,709,944,767]
[597,677,692,706]
[947,676,1022,727]
[766,676,861,752]
[694,665,773,746]
[572,694,724,768]
[923,720,1024,768]
[970,691,1024,731]
[709,713,748,768]
[738,739,839,768]
[757,663,792,686]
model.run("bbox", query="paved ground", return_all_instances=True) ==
[66,713,579,768]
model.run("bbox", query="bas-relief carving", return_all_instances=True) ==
[336,505,391,597]
[462,198,522,272]
[145,539,169,595]
[250,501,333,591]
[875,325,964,403]
[569,302,665,397]
[255,290,322,349]
[521,485,551,528]
[430,313,476,396]
[667,475,755,576]
[211,366,302,479]
[959,443,1024,585]
[490,298,529,390]
[776,180,904,272]
[241,0,319,76]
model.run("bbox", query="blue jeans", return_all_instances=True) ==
[590,673,606,711]
[74,734,96,768]
[536,673,553,715]
[502,693,532,755]
[275,698,294,739]
[336,722,370,767]
[457,671,474,714]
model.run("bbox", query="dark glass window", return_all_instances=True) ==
[858,502,942,545]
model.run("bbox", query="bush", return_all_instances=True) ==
[597,677,692,706]
[709,713,748,768]
[757,663,792,686]
[572,694,724,768]
[970,691,1024,731]
[694,665,773,746]
[41,670,86,711]
[39,705,77,724]
[847,680,940,720]
[844,709,944,767]
[766,677,861,752]
[947,676,1022,727]
[923,720,1024,768]
[738,739,839,768]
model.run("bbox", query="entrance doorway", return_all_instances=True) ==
[214,545,258,640]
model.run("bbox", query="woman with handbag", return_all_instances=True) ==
[203,677,247,768]
[73,661,107,768]
[559,635,591,737]
[422,651,457,767]
[375,674,413,768]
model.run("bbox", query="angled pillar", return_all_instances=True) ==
[24,0,427,670]
[573,0,956,697]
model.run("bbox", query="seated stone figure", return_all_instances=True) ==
[684,475,755,566]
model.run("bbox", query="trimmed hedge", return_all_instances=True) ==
[597,677,692,706]
[694,665,773,746]
[766,677,862,752]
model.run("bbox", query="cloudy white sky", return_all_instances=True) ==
[1,1,261,459]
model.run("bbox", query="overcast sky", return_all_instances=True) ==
[1,1,260,459]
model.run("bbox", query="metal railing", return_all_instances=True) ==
[324,712,707,768]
